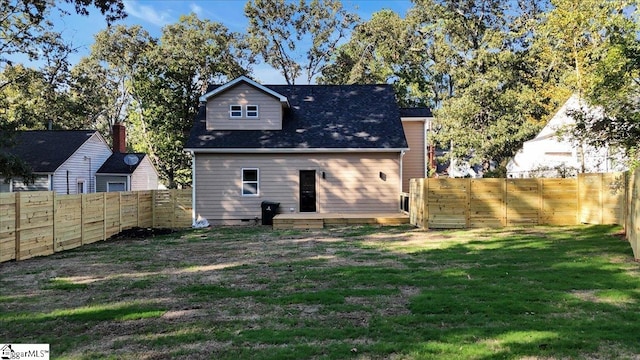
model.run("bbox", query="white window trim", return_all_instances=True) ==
[107,181,127,192]
[229,105,242,118]
[246,104,259,118]
[77,179,86,194]
[241,168,259,196]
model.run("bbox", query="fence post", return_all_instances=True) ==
[172,190,177,229]
[118,192,122,233]
[80,194,85,246]
[502,178,507,227]
[14,192,20,261]
[102,192,107,241]
[136,191,140,227]
[423,178,429,229]
[465,178,471,228]
[577,174,582,224]
[151,190,156,228]
[52,192,56,253]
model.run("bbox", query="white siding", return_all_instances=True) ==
[11,175,50,191]
[205,83,283,130]
[507,95,627,178]
[131,156,159,190]
[51,133,112,194]
[194,153,401,224]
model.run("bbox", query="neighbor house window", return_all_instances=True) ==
[230,105,242,118]
[107,182,126,192]
[242,168,259,196]
[77,180,86,194]
[246,105,259,118]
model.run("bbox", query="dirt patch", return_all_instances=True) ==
[110,227,176,239]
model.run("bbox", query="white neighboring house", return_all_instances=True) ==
[0,130,112,194]
[507,95,627,178]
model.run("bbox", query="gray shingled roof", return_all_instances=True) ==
[0,130,98,173]
[96,153,146,174]
[185,83,408,151]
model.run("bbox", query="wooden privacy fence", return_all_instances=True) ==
[409,173,626,229]
[625,170,640,260]
[0,189,192,262]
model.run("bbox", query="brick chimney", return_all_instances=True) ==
[112,123,127,153]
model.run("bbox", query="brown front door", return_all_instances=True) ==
[299,170,317,212]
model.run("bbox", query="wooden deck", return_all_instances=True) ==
[272,212,410,229]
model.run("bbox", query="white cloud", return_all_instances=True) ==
[189,3,204,16]
[124,1,173,26]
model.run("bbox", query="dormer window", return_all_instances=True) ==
[230,105,242,118]
[246,105,259,118]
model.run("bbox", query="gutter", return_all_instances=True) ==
[184,147,410,154]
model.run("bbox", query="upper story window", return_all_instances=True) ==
[246,105,259,118]
[230,105,242,118]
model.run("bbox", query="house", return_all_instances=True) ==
[0,125,160,193]
[399,107,433,191]
[184,76,409,225]
[95,124,159,192]
[0,130,112,193]
[507,95,627,178]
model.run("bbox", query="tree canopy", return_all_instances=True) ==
[2,0,639,185]
[0,0,125,180]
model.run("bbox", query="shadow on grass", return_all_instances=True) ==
[170,224,640,359]
[1,224,639,359]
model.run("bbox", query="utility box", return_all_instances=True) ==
[261,201,280,225]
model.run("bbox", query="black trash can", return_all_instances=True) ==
[261,201,280,225]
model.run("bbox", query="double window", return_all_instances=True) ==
[229,105,259,119]
[242,168,259,196]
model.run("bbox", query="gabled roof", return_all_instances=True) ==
[198,75,290,108]
[186,83,408,152]
[96,153,146,174]
[0,130,103,173]
[400,107,433,118]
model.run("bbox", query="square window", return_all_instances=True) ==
[242,168,259,196]
[230,105,242,118]
[246,105,259,118]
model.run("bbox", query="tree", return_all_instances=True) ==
[537,0,639,161]
[318,9,435,107]
[0,0,126,180]
[244,0,358,84]
[83,15,253,188]
[408,0,563,174]
[1,0,125,75]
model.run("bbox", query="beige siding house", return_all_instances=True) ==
[400,108,433,192]
[185,76,409,225]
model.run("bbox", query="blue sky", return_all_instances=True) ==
[53,0,413,84]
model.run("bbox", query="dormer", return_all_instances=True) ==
[199,76,290,131]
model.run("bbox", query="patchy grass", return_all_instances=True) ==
[1,224,639,359]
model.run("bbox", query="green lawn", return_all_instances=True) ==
[1,224,639,359]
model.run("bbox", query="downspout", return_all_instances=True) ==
[424,119,428,178]
[190,151,196,226]
[400,150,405,193]
[127,175,132,191]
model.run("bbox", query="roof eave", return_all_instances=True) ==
[184,147,409,154]
[198,75,290,108]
